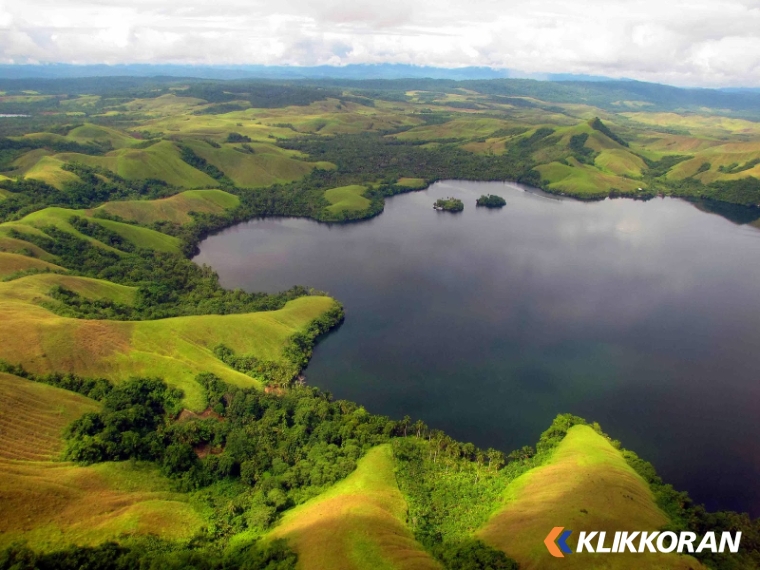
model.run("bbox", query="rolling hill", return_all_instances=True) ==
[477,425,706,570]
[269,444,440,570]
[0,372,205,552]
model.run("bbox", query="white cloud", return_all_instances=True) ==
[3,0,760,86]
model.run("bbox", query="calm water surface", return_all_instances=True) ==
[195,181,760,515]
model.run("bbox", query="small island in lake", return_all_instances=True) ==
[476,194,506,208]
[434,197,464,212]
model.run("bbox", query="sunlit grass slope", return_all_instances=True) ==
[477,425,705,570]
[65,123,142,149]
[0,286,338,410]
[536,160,640,198]
[0,373,204,551]
[0,251,64,278]
[2,206,181,254]
[56,141,217,188]
[0,372,99,461]
[23,156,81,189]
[393,117,511,142]
[325,185,371,214]
[396,177,428,190]
[270,444,440,570]
[91,189,239,225]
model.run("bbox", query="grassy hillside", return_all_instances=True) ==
[183,140,319,187]
[270,444,440,570]
[0,251,64,277]
[325,185,371,214]
[91,189,239,225]
[0,285,338,410]
[3,206,182,254]
[0,373,204,551]
[0,371,99,461]
[65,123,142,149]
[536,160,640,197]
[56,141,218,188]
[478,425,705,570]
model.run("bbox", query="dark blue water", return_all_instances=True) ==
[194,181,760,516]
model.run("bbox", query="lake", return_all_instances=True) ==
[194,180,760,515]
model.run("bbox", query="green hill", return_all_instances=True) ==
[3,206,181,254]
[91,189,239,225]
[325,185,371,214]
[478,425,706,570]
[0,373,204,552]
[270,444,440,570]
[182,140,318,187]
[56,141,218,188]
[0,274,337,410]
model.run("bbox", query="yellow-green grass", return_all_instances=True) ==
[56,141,218,188]
[5,207,181,254]
[59,95,101,108]
[396,177,428,189]
[478,426,705,570]
[623,112,760,137]
[595,149,646,178]
[270,444,440,570]
[325,185,371,214]
[0,251,64,278]
[182,140,316,187]
[0,273,136,306]
[250,98,421,136]
[142,113,301,142]
[0,372,99,461]
[24,155,82,189]
[0,373,204,551]
[0,232,57,260]
[91,189,239,225]
[65,123,141,149]
[633,134,720,155]
[0,291,338,411]
[8,148,53,175]
[536,161,640,197]
[394,117,511,142]
[123,94,208,116]
[665,141,760,183]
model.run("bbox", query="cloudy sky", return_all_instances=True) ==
[3,0,760,86]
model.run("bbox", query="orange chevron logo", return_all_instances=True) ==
[545,526,573,557]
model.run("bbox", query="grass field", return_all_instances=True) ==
[65,123,142,149]
[536,160,640,197]
[23,155,82,189]
[393,117,512,142]
[0,286,338,410]
[0,372,99,461]
[182,139,318,187]
[269,444,440,570]
[56,141,218,188]
[0,251,64,278]
[477,425,705,570]
[325,185,371,214]
[3,206,182,254]
[91,189,239,225]
[0,373,204,551]
[396,178,428,190]
[594,149,646,178]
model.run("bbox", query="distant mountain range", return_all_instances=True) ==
[0,63,620,83]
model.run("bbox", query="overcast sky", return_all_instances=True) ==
[4,0,760,87]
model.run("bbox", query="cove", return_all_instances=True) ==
[194,180,760,516]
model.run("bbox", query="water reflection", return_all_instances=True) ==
[195,181,760,515]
